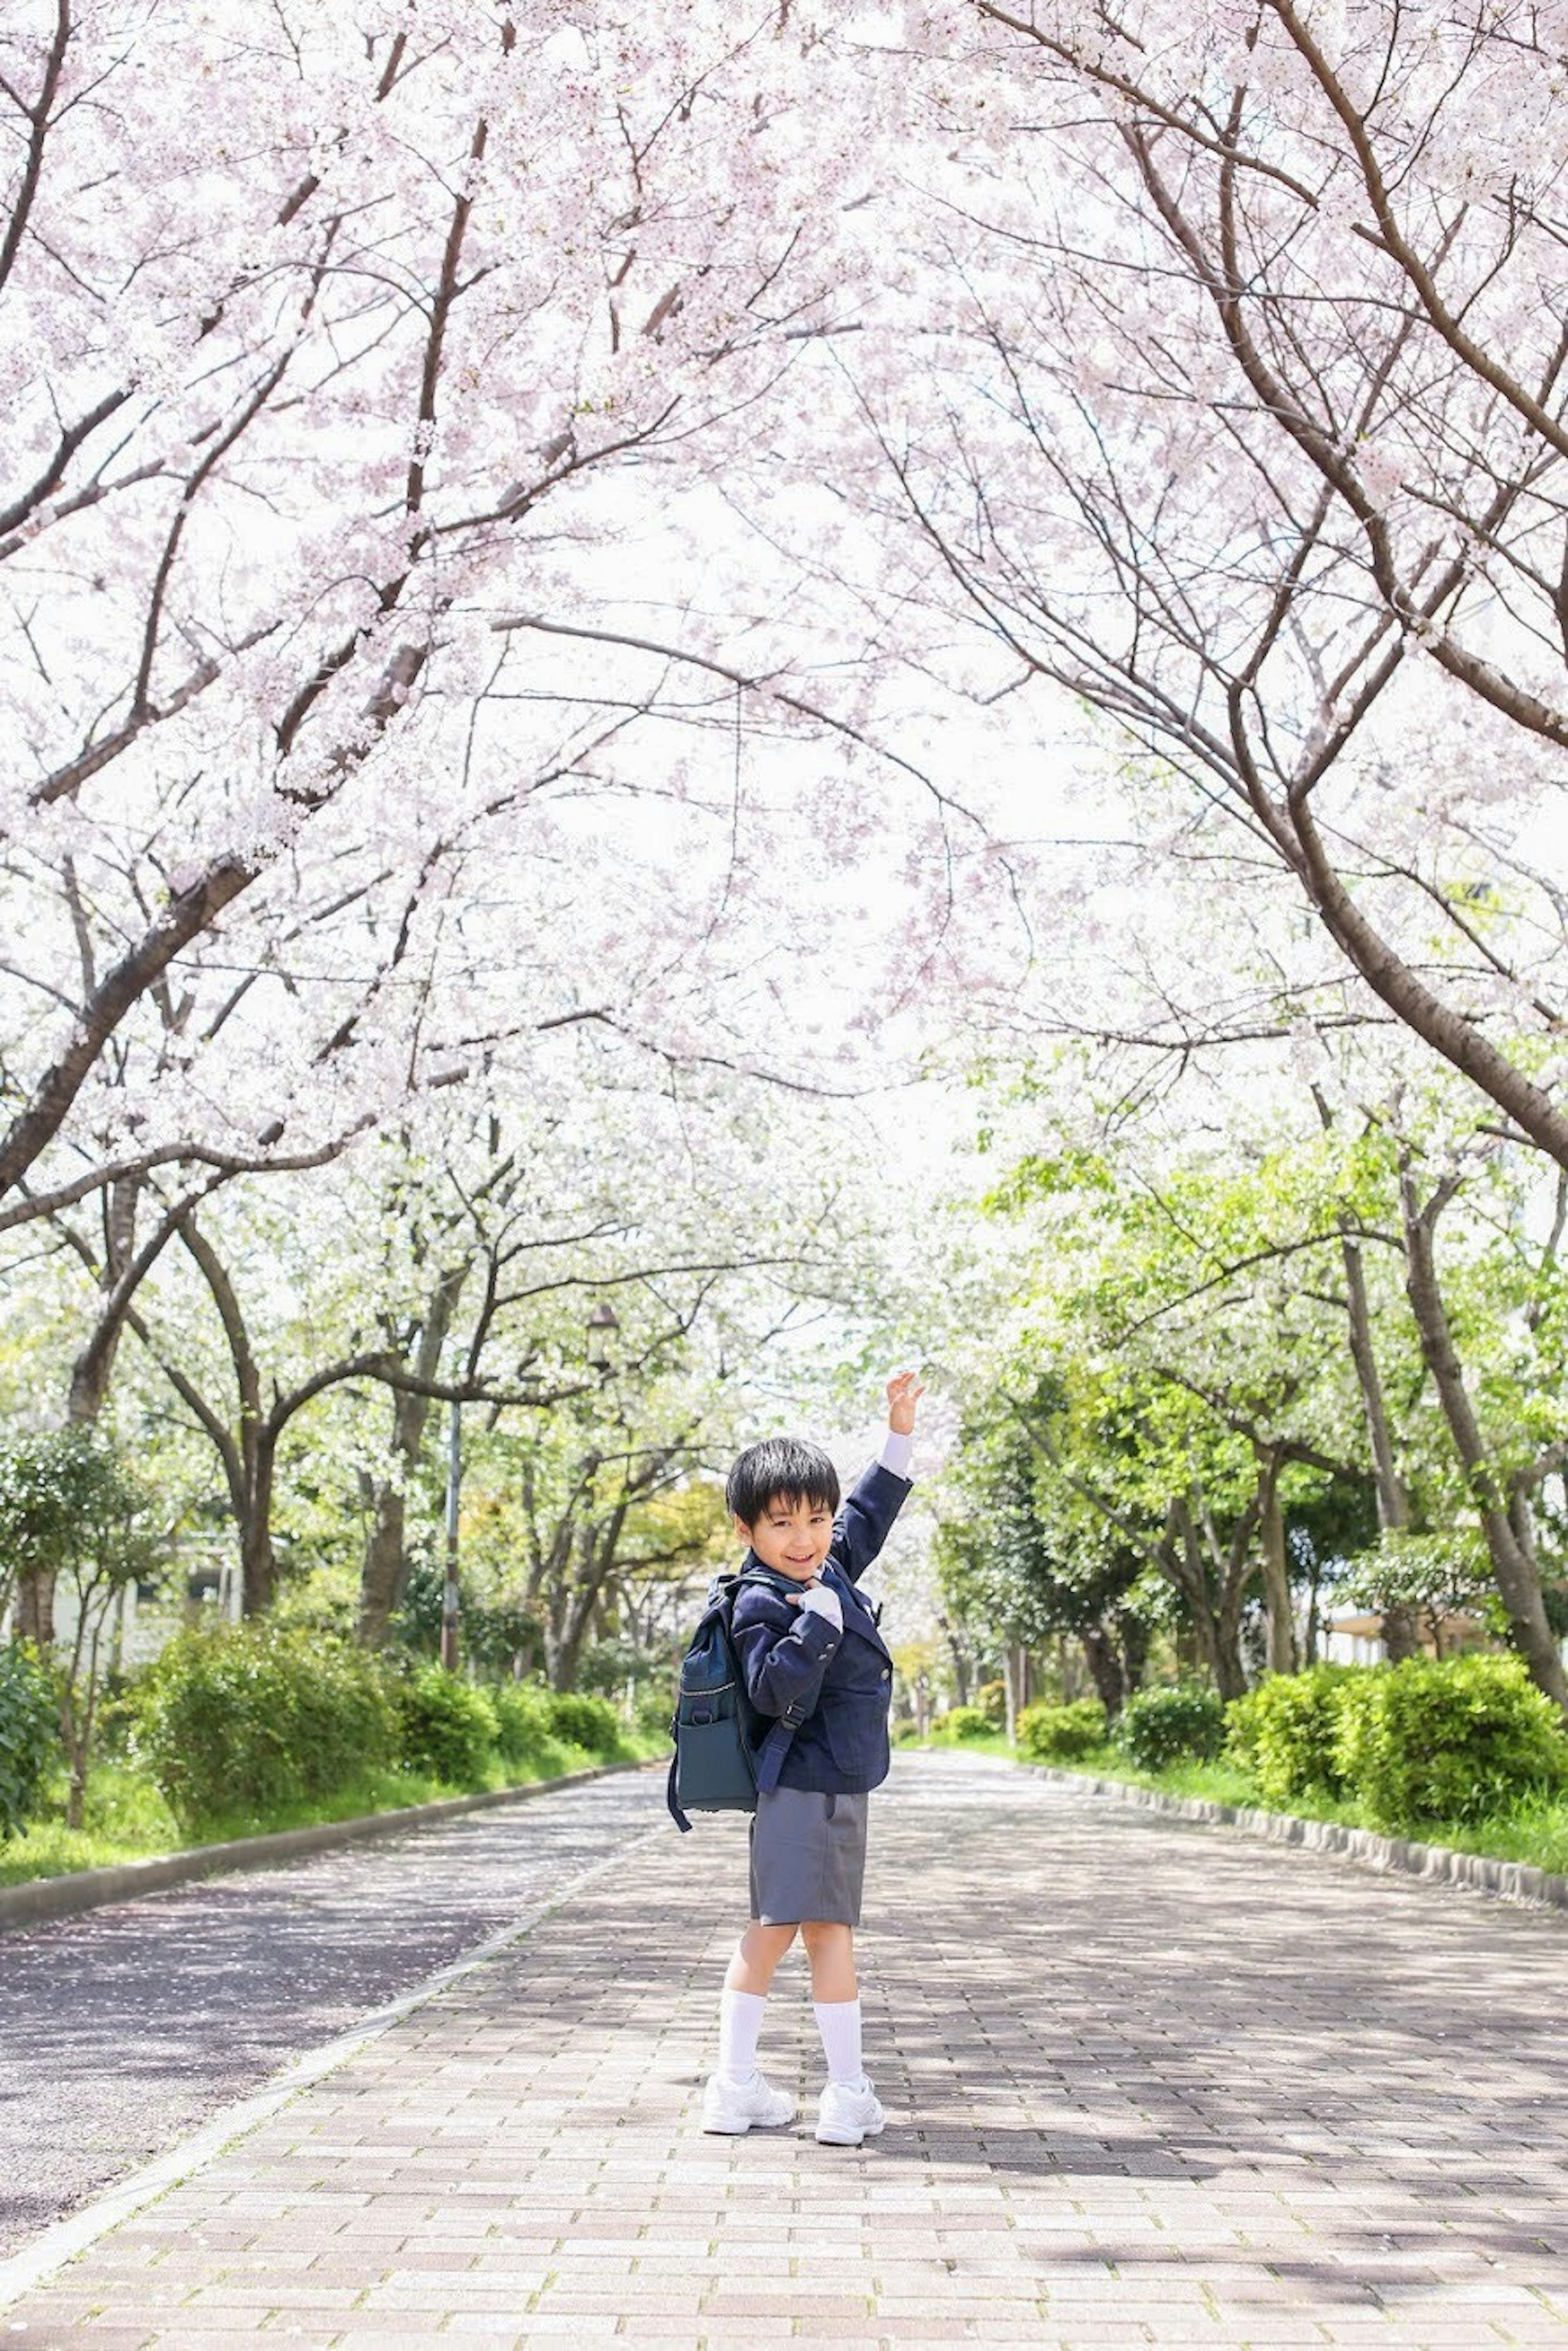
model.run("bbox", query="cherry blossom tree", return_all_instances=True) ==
[834,0,1568,1158]
[3,0,1029,1249]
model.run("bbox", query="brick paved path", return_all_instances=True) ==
[0,1771,663,2259]
[5,1751,1567,2348]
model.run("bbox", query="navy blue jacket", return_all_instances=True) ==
[730,1458,912,1795]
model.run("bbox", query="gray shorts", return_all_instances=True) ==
[748,1786,868,1926]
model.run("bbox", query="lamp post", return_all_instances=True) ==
[441,1372,463,1673]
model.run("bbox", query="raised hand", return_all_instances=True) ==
[885,1367,925,1434]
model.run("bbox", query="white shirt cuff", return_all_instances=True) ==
[878,1427,914,1478]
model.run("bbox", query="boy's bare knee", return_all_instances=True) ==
[726,1919,797,1994]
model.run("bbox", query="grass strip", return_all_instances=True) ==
[0,1735,666,1889]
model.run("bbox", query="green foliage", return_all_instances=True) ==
[577,1637,663,1694]
[544,1690,621,1755]
[488,1680,555,1766]
[393,1562,541,1676]
[1016,1697,1108,1761]
[1339,1533,1491,1634]
[1224,1666,1357,1804]
[129,1624,396,1830]
[933,1704,992,1742]
[631,1683,676,1743]
[890,1717,923,1744]
[1114,1681,1226,1770]
[974,1678,1008,1727]
[0,1643,59,1839]
[392,1663,499,1782]
[0,1428,161,1607]
[1331,1653,1568,1831]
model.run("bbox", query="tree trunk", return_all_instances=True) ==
[1080,1623,1127,1715]
[358,1264,467,1645]
[937,1613,971,1706]
[13,1572,55,1646]
[241,1430,279,1616]
[1118,1609,1149,1697]
[1256,1448,1298,1675]
[359,1481,410,1648]
[1401,1172,1567,1711]
[1336,1222,1420,1662]
[1162,1496,1249,1702]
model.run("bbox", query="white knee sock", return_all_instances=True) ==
[813,1996,863,2087]
[717,1987,766,2083]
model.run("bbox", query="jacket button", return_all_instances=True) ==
[880,1668,891,1680]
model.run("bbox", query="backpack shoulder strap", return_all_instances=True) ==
[731,1564,813,1791]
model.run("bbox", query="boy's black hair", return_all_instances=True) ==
[726,1436,840,1528]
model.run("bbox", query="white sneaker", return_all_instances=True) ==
[702,2068,796,2134]
[815,2074,886,2146]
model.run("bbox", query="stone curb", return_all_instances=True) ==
[0,1756,661,1932]
[1023,1762,1568,1914]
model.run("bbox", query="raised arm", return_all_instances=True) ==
[830,1371,923,1585]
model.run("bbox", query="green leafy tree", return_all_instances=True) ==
[0,1430,165,1826]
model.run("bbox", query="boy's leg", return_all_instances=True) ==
[800,1921,856,2002]
[715,1921,795,2086]
[802,1921,864,2084]
[803,1924,884,2141]
[704,1921,799,2132]
[725,1920,798,1996]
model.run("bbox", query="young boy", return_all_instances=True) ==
[702,1369,923,2147]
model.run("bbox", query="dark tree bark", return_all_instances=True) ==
[1080,1623,1126,1715]
[1161,1493,1254,1702]
[1255,1446,1298,1676]
[1400,1170,1567,1711]
[357,1263,468,1646]
[1336,1224,1420,1663]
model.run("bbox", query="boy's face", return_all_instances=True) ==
[735,1488,834,1581]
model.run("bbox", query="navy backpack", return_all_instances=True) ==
[666,1566,801,1832]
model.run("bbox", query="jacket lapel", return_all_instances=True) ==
[738,1552,893,1664]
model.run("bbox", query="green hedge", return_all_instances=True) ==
[129,1624,396,1829]
[1225,1664,1357,1805]
[112,1619,640,1836]
[1114,1681,1226,1771]
[1330,1653,1568,1830]
[932,1704,992,1742]
[392,1663,498,1782]
[1220,1654,1568,1830]
[0,1642,59,1840]
[491,1681,557,1765]
[544,1690,621,1755]
[1017,1698,1108,1762]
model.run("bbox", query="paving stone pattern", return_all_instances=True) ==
[0,1772,664,2258]
[7,1750,1568,2348]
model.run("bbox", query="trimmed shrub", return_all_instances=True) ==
[1331,1652,1568,1831]
[1017,1698,1108,1762]
[129,1624,396,1829]
[1114,1681,1225,1771]
[933,1704,992,1742]
[1224,1665,1357,1805]
[0,1642,59,1840]
[394,1664,498,1783]
[890,1717,923,1745]
[545,1690,621,1756]
[974,1679,1009,1728]
[489,1681,556,1767]
[632,1684,676,1744]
